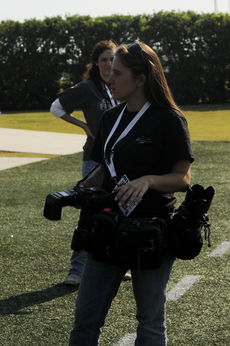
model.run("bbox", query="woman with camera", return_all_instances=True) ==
[68,42,194,346]
[50,40,120,286]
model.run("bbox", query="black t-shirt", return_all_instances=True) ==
[91,103,195,218]
[57,77,113,161]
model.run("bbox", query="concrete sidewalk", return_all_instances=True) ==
[0,128,87,171]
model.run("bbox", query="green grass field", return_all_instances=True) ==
[1,103,230,142]
[0,105,230,345]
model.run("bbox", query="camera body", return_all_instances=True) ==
[43,186,115,221]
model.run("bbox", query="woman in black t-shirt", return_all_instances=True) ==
[68,42,194,346]
[50,40,119,286]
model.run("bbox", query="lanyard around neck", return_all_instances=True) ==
[104,84,118,107]
[104,101,151,180]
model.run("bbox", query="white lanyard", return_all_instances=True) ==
[104,101,151,180]
[105,84,118,107]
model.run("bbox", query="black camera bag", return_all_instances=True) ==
[72,209,167,269]
[91,209,123,264]
[116,217,167,269]
[166,214,209,259]
[71,226,93,253]
[166,184,215,260]
[71,208,123,264]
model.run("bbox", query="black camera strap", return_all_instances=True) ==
[75,156,107,189]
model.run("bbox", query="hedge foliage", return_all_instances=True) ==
[0,12,230,110]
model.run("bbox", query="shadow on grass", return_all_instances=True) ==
[0,283,78,315]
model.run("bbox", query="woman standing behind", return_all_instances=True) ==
[68,42,194,346]
[50,40,118,286]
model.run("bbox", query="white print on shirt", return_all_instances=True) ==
[135,135,152,144]
[97,99,111,111]
[113,174,141,217]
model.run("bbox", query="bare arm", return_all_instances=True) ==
[114,159,191,207]
[60,113,95,139]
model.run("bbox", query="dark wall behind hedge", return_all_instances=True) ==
[0,12,229,110]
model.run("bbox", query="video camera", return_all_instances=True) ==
[43,185,115,221]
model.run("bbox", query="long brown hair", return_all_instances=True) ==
[115,43,180,111]
[82,40,117,81]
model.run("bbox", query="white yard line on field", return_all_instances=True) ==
[208,241,230,257]
[113,241,230,345]
[114,333,136,346]
[166,275,201,302]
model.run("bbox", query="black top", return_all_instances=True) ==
[91,103,195,218]
[58,76,113,161]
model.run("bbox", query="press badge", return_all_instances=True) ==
[114,175,141,217]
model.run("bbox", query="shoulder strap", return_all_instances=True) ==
[113,107,165,152]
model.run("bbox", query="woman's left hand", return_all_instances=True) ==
[114,177,149,207]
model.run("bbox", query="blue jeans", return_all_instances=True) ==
[69,253,174,346]
[69,160,98,277]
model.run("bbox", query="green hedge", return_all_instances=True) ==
[0,12,230,110]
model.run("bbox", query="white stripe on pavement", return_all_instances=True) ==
[0,128,86,155]
[0,157,48,171]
